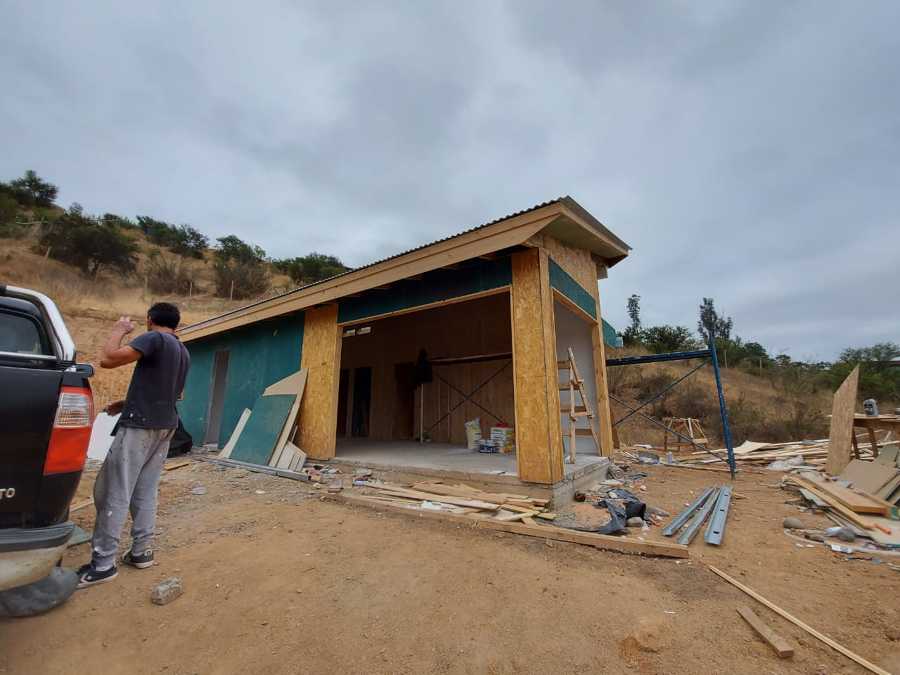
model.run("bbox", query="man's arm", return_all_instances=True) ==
[100,316,141,369]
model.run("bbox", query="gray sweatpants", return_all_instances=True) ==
[91,426,174,570]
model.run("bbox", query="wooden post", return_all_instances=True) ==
[297,304,342,459]
[230,279,235,301]
[510,248,563,484]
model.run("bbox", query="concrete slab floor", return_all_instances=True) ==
[334,438,606,477]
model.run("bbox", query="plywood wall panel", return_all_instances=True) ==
[298,305,342,459]
[510,249,564,484]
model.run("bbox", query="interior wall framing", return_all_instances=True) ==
[338,291,514,445]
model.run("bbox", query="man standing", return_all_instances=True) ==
[77,302,190,588]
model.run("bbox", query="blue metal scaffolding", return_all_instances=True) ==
[605,331,737,478]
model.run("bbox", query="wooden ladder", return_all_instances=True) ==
[557,347,600,464]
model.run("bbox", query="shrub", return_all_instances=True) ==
[274,253,349,285]
[38,205,138,277]
[145,252,194,295]
[213,235,269,299]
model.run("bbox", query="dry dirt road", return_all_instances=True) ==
[1,461,898,675]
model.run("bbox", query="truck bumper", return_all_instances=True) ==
[0,522,75,592]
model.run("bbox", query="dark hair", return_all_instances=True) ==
[148,302,181,329]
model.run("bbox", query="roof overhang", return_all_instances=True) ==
[179,197,630,343]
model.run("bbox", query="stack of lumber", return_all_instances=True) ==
[784,472,899,542]
[676,436,892,469]
[363,481,555,523]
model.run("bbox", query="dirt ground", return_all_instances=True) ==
[2,460,899,675]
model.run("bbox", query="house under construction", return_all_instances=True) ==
[177,197,630,491]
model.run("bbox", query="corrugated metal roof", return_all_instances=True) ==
[181,197,567,332]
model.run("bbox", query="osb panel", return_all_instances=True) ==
[826,365,859,475]
[541,234,598,295]
[298,304,342,459]
[588,284,615,456]
[510,249,562,484]
[340,293,513,442]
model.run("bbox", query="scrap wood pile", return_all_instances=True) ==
[360,480,555,522]
[780,458,900,558]
[337,478,690,558]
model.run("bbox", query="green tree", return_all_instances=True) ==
[698,297,733,343]
[274,252,349,285]
[39,205,138,276]
[213,235,269,299]
[831,342,900,402]
[0,194,17,224]
[621,294,643,346]
[169,225,208,259]
[641,325,699,353]
[6,170,58,207]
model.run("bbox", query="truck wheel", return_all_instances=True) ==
[0,567,78,618]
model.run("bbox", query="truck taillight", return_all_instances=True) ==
[44,385,94,475]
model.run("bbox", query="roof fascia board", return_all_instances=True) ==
[180,208,561,342]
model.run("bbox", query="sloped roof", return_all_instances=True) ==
[179,196,630,342]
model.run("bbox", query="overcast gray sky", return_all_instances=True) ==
[1,2,897,361]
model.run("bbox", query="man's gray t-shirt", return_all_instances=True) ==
[120,331,190,430]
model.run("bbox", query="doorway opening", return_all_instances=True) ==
[204,349,230,446]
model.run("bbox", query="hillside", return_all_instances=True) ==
[2,230,835,449]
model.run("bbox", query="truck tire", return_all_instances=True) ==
[0,567,78,618]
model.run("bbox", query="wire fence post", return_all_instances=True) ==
[709,329,736,478]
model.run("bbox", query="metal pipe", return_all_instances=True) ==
[662,486,716,537]
[614,361,707,427]
[677,487,720,545]
[708,330,737,478]
[606,349,712,367]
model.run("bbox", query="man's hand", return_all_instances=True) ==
[104,400,125,416]
[114,316,136,335]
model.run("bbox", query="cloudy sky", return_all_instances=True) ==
[1,2,897,360]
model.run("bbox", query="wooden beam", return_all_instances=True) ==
[589,286,614,457]
[510,249,563,484]
[297,305,341,460]
[826,366,860,475]
[709,566,888,675]
[787,475,877,530]
[330,493,689,558]
[736,605,794,658]
[339,287,509,327]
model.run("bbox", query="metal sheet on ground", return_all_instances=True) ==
[229,394,296,466]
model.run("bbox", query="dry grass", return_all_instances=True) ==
[607,346,831,448]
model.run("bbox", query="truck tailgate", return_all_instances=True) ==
[0,364,62,521]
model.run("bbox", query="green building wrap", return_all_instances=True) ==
[548,258,598,320]
[177,312,305,447]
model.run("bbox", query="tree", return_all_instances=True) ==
[641,325,699,354]
[39,205,138,277]
[698,297,733,343]
[274,252,349,285]
[831,342,900,402]
[0,194,17,224]
[6,170,58,207]
[169,225,208,259]
[101,213,137,230]
[621,294,643,346]
[213,235,269,299]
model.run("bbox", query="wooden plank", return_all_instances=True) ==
[263,369,307,396]
[219,408,251,459]
[803,474,887,515]
[370,487,500,511]
[709,566,889,675]
[330,493,689,558]
[493,509,539,522]
[164,460,191,471]
[736,605,794,658]
[70,498,94,513]
[510,248,563,484]
[269,369,309,468]
[298,305,342,460]
[826,366,860,475]
[787,476,876,530]
[840,459,898,495]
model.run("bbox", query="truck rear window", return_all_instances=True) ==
[0,310,51,355]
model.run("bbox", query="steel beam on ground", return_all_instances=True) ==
[662,486,716,537]
[677,487,720,545]
[605,350,712,367]
[704,485,733,545]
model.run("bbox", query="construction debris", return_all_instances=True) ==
[662,485,733,547]
[736,605,794,659]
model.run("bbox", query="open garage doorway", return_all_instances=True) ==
[335,292,519,475]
